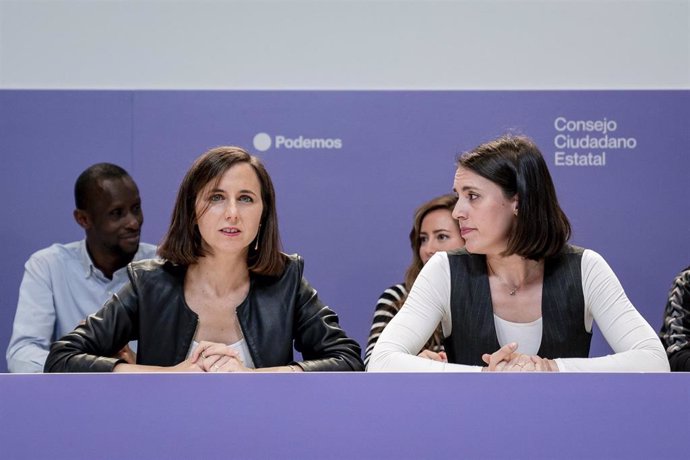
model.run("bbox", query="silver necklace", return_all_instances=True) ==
[486,259,537,296]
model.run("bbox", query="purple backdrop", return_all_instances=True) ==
[1,90,688,372]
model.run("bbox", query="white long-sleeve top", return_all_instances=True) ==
[368,250,669,372]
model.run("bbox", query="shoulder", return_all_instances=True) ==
[252,253,303,287]
[134,242,158,260]
[668,266,690,300]
[127,259,184,287]
[279,253,304,278]
[579,247,609,271]
[548,244,586,262]
[672,265,690,284]
[377,283,407,303]
[25,241,82,267]
[444,248,484,274]
[446,248,470,259]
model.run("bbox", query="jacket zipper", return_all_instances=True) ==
[235,310,258,367]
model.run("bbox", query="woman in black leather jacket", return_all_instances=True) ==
[45,146,363,373]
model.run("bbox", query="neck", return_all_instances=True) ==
[86,242,133,280]
[485,254,542,289]
[187,251,250,296]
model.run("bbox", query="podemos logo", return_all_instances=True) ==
[252,132,342,152]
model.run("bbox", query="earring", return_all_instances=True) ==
[254,224,262,251]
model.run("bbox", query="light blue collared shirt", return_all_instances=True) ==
[6,239,158,373]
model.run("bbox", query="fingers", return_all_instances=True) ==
[206,355,232,372]
[201,354,226,372]
[501,354,539,372]
[209,356,245,373]
[531,356,558,372]
[417,350,445,362]
[191,341,240,363]
[486,342,518,371]
[438,351,448,363]
[115,346,137,365]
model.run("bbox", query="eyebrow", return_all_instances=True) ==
[420,229,451,235]
[207,188,258,196]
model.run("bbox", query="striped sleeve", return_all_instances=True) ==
[364,284,407,368]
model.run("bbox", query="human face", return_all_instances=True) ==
[82,177,143,257]
[451,167,517,256]
[195,163,263,258]
[418,208,464,264]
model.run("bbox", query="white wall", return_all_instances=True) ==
[1,0,688,89]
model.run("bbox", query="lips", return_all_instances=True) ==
[120,232,140,241]
[220,227,241,236]
[460,228,475,237]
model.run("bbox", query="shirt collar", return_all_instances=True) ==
[79,239,99,279]
[79,239,150,280]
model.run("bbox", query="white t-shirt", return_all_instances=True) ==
[368,250,669,372]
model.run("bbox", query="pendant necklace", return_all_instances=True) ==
[487,259,537,296]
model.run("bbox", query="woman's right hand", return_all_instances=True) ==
[481,342,519,371]
[480,343,558,372]
[168,358,205,372]
[190,341,245,373]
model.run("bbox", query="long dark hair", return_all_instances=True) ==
[458,135,571,260]
[158,146,286,276]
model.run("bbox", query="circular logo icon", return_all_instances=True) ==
[253,133,272,152]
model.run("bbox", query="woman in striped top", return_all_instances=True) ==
[364,194,464,367]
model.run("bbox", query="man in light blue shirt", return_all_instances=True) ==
[6,163,157,372]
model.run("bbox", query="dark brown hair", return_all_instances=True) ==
[457,135,571,260]
[158,146,285,276]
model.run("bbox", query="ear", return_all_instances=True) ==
[74,209,91,230]
[511,196,519,216]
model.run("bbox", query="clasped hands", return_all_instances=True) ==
[481,342,558,372]
[173,341,251,373]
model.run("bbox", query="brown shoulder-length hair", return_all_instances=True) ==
[158,146,286,276]
[403,193,459,290]
[457,135,571,260]
[396,194,459,353]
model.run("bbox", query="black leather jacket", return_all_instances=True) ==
[45,255,363,372]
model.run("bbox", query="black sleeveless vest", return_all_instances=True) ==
[443,245,592,366]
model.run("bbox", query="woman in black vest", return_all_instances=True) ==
[369,135,669,372]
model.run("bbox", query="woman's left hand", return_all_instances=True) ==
[191,341,253,373]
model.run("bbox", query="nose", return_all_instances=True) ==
[124,210,142,231]
[224,200,239,222]
[426,239,441,256]
[420,242,434,264]
[451,200,466,221]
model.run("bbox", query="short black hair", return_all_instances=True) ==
[74,163,132,210]
[457,135,571,260]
